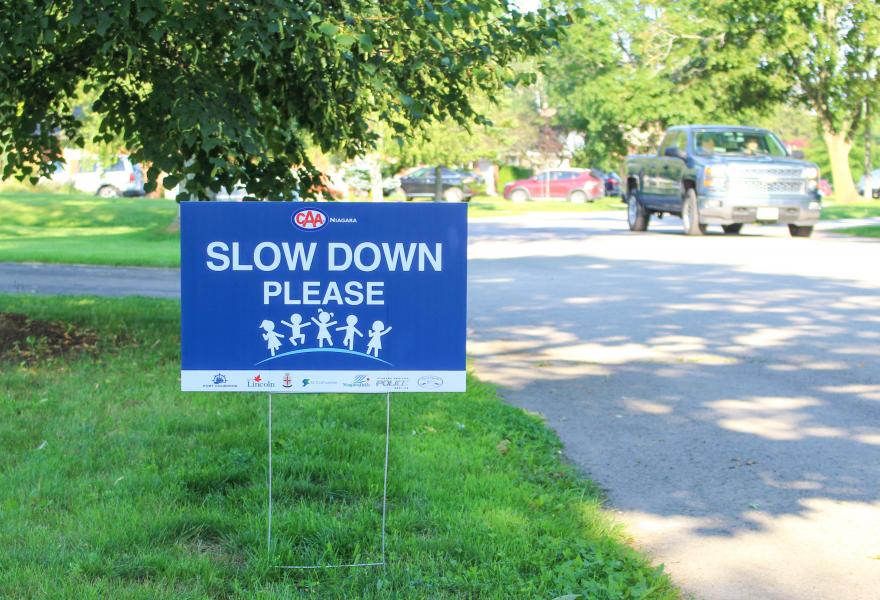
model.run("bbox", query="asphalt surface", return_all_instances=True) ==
[0,262,179,298]
[468,213,880,599]
[1,212,879,598]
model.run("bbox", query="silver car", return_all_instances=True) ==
[70,156,145,197]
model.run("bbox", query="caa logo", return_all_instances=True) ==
[418,376,443,389]
[292,208,327,231]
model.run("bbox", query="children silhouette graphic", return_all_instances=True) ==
[310,309,337,347]
[259,320,284,356]
[336,315,364,351]
[366,320,392,357]
[280,313,310,346]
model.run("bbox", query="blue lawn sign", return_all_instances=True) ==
[180,202,467,393]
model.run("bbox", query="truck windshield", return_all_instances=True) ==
[694,130,788,157]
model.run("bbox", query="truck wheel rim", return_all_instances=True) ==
[628,195,637,224]
[683,200,692,230]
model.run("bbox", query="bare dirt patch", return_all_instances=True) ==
[0,312,98,364]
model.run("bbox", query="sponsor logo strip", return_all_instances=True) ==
[181,371,465,393]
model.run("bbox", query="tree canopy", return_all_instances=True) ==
[545,0,879,195]
[717,0,880,197]
[545,0,773,169]
[379,85,543,170]
[0,1,564,199]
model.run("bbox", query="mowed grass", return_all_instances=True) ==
[0,192,180,267]
[0,295,675,599]
[468,195,624,218]
[820,198,880,220]
[834,225,880,238]
[0,191,623,268]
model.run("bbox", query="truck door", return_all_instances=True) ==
[657,131,687,209]
[643,132,675,205]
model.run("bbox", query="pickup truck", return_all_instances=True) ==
[624,125,822,237]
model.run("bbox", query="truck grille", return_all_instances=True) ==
[738,167,802,179]
[730,167,804,195]
[734,179,804,194]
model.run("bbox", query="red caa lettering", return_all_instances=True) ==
[292,209,327,231]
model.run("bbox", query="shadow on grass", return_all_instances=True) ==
[0,294,674,599]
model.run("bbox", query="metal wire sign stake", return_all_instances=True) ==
[267,391,392,570]
[179,202,467,572]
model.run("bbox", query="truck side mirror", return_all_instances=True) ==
[664,146,685,160]
[791,150,805,159]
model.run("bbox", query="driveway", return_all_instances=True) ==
[468,213,880,599]
[1,212,878,598]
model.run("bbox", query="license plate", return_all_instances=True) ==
[756,207,779,221]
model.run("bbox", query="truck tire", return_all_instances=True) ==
[722,224,743,235]
[788,224,814,238]
[626,189,650,231]
[681,188,707,235]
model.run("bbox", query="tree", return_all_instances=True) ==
[545,1,755,169]
[379,84,543,169]
[717,0,880,199]
[0,1,564,199]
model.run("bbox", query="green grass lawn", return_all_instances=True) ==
[0,192,180,267]
[468,195,624,218]
[0,295,675,599]
[0,191,622,268]
[833,225,880,238]
[820,199,880,220]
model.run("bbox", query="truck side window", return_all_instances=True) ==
[659,132,677,155]
[676,132,688,154]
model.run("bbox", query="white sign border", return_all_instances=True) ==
[181,370,465,393]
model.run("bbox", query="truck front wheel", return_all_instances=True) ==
[682,188,707,235]
[626,189,650,231]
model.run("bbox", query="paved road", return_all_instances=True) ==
[1,213,879,598]
[468,214,880,599]
[0,262,179,298]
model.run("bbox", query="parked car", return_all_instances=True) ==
[69,156,145,197]
[857,169,880,198]
[591,169,622,196]
[624,125,822,237]
[399,166,477,202]
[503,169,604,203]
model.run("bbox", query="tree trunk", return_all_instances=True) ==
[864,102,873,201]
[821,125,857,200]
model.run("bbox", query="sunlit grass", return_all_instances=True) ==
[834,225,880,238]
[468,195,625,218]
[820,198,880,220]
[0,294,676,599]
[0,192,179,267]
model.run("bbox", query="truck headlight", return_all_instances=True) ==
[704,165,728,188]
[802,167,819,179]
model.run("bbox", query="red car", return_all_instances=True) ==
[503,169,604,203]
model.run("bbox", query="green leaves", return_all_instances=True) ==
[318,22,339,37]
[0,0,567,199]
